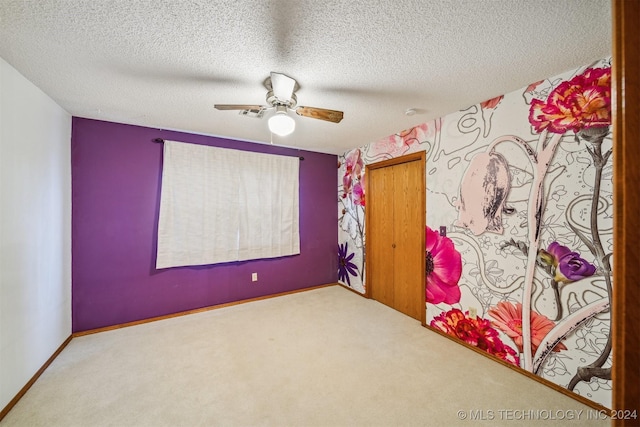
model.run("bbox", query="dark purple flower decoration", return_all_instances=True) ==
[539,242,597,284]
[338,242,359,286]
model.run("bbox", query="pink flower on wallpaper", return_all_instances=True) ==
[480,95,503,110]
[369,123,431,158]
[488,301,567,356]
[342,148,365,203]
[342,173,352,198]
[539,242,597,284]
[352,180,365,207]
[453,151,512,236]
[397,125,422,142]
[345,148,364,178]
[426,226,462,305]
[528,67,611,134]
[525,80,545,93]
[430,308,520,366]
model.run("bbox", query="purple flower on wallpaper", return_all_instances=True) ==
[338,242,359,286]
[539,242,597,284]
[426,226,462,305]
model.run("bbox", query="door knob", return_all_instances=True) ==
[392,243,396,248]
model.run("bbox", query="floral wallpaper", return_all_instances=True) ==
[337,57,612,408]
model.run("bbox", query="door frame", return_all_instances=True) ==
[364,151,426,325]
[612,0,640,421]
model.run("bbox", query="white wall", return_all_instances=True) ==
[0,57,71,410]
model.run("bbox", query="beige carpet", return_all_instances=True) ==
[1,285,609,427]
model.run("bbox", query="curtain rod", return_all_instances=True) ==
[153,138,304,161]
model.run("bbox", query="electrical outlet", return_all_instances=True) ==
[251,272,258,282]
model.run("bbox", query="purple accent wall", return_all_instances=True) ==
[71,117,338,332]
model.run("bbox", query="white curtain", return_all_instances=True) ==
[156,141,300,269]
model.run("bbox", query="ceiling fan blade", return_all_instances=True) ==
[270,72,296,103]
[295,106,344,123]
[214,104,267,111]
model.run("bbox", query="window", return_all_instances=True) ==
[156,140,299,269]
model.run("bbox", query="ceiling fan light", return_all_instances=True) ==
[268,109,295,136]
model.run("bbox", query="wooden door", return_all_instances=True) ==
[366,152,426,323]
[392,159,424,320]
[368,165,395,308]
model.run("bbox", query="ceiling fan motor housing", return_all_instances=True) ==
[266,90,297,109]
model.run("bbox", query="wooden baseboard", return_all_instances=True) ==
[422,323,610,413]
[0,335,73,422]
[73,282,339,337]
[337,282,366,297]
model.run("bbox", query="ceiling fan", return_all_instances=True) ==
[214,72,344,136]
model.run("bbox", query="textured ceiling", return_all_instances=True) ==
[0,0,611,155]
